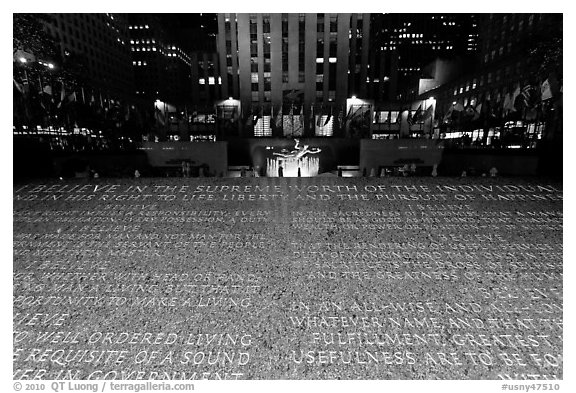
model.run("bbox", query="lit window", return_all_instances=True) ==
[208,77,215,85]
[199,78,205,85]
[316,58,324,63]
[328,57,337,63]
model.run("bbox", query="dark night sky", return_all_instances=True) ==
[160,13,218,34]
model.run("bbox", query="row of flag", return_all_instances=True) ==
[214,102,442,131]
[14,77,131,115]
[218,103,373,130]
[14,75,141,130]
[443,78,561,124]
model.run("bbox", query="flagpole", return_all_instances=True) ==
[422,100,426,136]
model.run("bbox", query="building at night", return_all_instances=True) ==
[423,13,563,144]
[216,13,371,137]
[180,14,223,106]
[368,13,479,102]
[42,13,134,99]
[13,13,563,179]
[128,15,194,107]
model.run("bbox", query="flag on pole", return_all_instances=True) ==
[294,106,304,136]
[13,79,24,94]
[407,110,414,126]
[309,105,315,130]
[344,105,353,124]
[316,104,324,127]
[408,104,422,125]
[541,79,552,101]
[510,84,522,112]
[383,111,391,124]
[276,105,283,127]
[511,84,521,104]
[57,81,65,108]
[324,106,332,126]
[283,105,292,136]
[443,104,454,123]
[347,105,364,125]
[155,106,165,126]
[473,103,482,121]
[67,91,77,103]
[502,92,513,114]
[423,105,434,121]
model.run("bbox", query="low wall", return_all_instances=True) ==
[14,137,551,180]
[52,151,150,178]
[440,148,540,176]
[360,139,445,175]
[136,141,228,177]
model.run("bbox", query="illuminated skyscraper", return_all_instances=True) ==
[369,13,479,100]
[216,13,370,109]
[128,15,193,106]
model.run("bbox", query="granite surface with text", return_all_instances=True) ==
[13,177,563,380]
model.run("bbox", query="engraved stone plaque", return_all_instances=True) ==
[13,178,562,380]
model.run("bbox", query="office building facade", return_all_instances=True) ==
[217,15,369,106]
[128,15,194,107]
[369,13,479,101]
[424,13,562,143]
[43,13,134,99]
